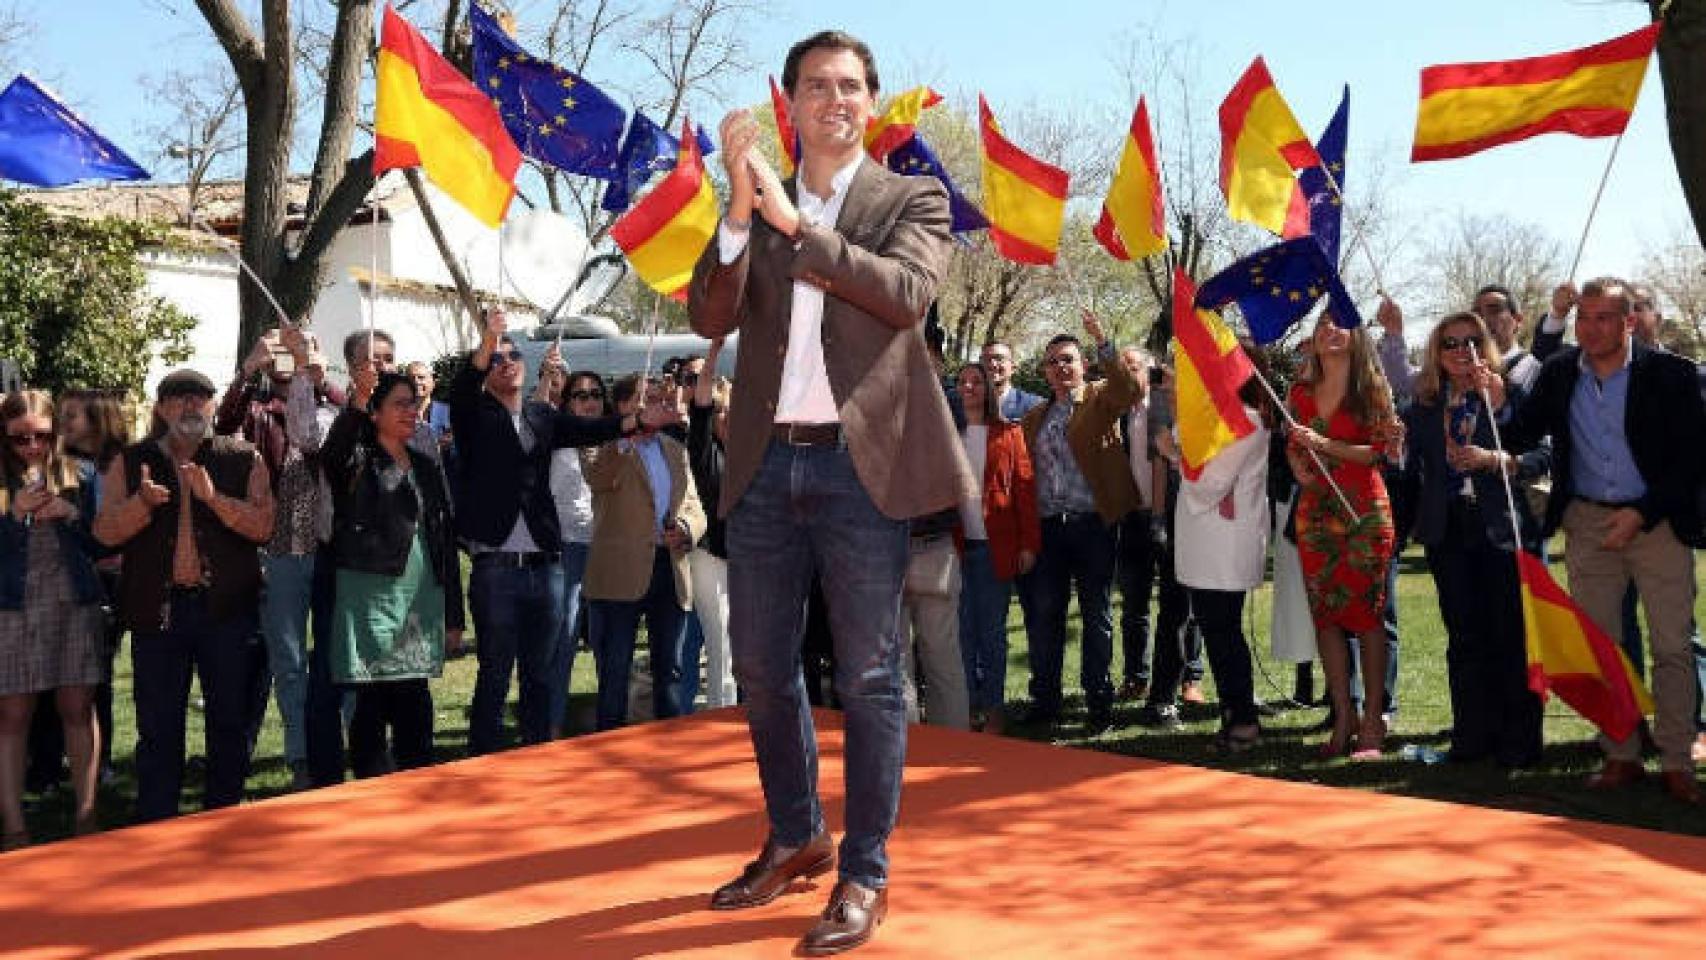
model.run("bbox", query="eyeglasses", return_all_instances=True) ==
[1472,303,1510,317]
[1043,354,1081,367]
[7,431,52,447]
[569,389,606,401]
[1441,334,1484,352]
[491,349,525,365]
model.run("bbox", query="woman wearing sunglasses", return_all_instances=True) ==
[1400,312,1548,767]
[0,391,107,849]
[543,365,609,736]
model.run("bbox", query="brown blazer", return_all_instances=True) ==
[1021,350,1143,525]
[688,159,974,520]
[582,435,707,609]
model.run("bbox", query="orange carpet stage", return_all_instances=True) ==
[4,709,1706,958]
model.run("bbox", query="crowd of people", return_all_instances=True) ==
[2,272,1700,856]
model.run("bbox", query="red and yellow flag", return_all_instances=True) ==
[1412,23,1661,162]
[1518,551,1654,742]
[610,120,719,302]
[865,85,943,162]
[1172,268,1257,480]
[1219,57,1318,238]
[768,75,799,178]
[1094,97,1167,261]
[374,4,521,227]
[979,95,1068,266]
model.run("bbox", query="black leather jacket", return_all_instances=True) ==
[323,407,465,630]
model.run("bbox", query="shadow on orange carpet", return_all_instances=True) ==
[3,708,1706,958]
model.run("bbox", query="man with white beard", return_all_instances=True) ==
[94,369,275,822]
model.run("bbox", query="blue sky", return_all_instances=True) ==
[25,0,1685,283]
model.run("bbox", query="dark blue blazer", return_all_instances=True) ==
[1401,388,1548,554]
[1504,341,1705,542]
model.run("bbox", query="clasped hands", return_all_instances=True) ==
[719,109,800,238]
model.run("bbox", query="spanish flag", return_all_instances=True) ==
[610,119,719,302]
[1173,267,1256,481]
[1218,57,1318,238]
[1412,23,1660,162]
[374,5,521,228]
[979,95,1068,266]
[865,86,942,162]
[1518,551,1654,742]
[768,76,799,178]
[1094,97,1167,262]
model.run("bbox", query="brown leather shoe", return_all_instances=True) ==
[1660,770,1702,804]
[708,833,834,910]
[800,879,887,956]
[1585,759,1646,790]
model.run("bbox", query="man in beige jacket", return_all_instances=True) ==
[583,375,706,732]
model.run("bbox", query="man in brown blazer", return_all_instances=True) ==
[688,29,969,956]
[583,375,707,731]
[1019,319,1142,733]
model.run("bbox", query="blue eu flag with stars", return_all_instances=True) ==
[1298,86,1348,265]
[600,111,716,214]
[1196,236,1363,345]
[0,75,148,187]
[471,4,625,180]
[886,132,988,234]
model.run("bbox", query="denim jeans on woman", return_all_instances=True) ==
[260,552,315,769]
[958,540,1012,713]
[547,541,590,734]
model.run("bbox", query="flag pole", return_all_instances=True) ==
[1247,366,1359,522]
[1565,130,1628,284]
[1315,164,1390,297]
[368,191,380,362]
[1465,342,1527,554]
[641,293,662,383]
[181,214,293,329]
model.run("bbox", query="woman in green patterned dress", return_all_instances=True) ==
[323,370,463,778]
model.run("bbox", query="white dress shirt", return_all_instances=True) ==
[716,154,865,424]
[1126,405,1153,510]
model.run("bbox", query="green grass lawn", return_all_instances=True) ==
[19,549,1706,846]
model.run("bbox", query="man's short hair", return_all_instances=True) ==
[611,373,645,406]
[1581,276,1633,314]
[1045,334,1082,355]
[1472,284,1519,314]
[981,340,1014,357]
[406,360,432,376]
[342,329,395,364]
[782,30,879,96]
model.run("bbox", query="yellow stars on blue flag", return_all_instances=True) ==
[1196,236,1363,345]
[470,3,625,180]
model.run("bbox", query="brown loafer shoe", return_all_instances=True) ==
[1660,770,1702,805]
[708,832,834,910]
[1585,759,1646,790]
[800,879,887,956]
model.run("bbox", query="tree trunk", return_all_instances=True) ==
[1654,0,1706,250]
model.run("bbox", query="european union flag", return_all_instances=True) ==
[1196,236,1362,345]
[600,111,715,213]
[471,4,625,180]
[1299,86,1349,264]
[886,132,988,234]
[0,75,147,186]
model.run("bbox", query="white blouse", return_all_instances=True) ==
[1173,410,1270,592]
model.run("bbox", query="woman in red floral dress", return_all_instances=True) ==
[1287,315,1403,759]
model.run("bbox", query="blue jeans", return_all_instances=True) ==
[679,613,706,713]
[958,541,1013,712]
[728,440,910,890]
[588,548,689,730]
[131,594,256,823]
[260,553,315,768]
[1027,513,1118,716]
[1349,554,1402,715]
[547,542,591,735]
[468,558,565,754]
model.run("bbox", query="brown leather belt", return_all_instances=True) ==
[772,422,843,447]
